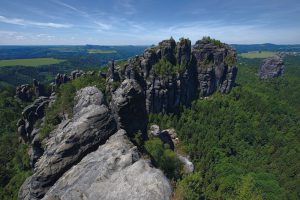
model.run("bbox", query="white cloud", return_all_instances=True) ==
[0,15,72,28]
[94,22,112,31]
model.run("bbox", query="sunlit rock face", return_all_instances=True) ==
[114,37,238,113]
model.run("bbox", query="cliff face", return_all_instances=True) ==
[110,37,238,113]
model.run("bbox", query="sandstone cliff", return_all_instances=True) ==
[108,37,238,113]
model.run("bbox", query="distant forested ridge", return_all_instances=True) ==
[232,43,300,53]
[0,45,147,87]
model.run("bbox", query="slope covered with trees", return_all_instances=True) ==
[150,55,300,200]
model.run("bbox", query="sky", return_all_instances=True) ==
[0,0,299,45]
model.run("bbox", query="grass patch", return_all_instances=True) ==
[240,51,277,59]
[0,58,65,67]
[88,49,117,54]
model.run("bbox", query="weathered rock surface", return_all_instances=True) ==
[259,56,285,78]
[16,84,33,101]
[16,79,48,101]
[54,70,90,88]
[115,37,237,113]
[18,96,50,143]
[42,130,172,200]
[18,87,117,200]
[111,79,148,137]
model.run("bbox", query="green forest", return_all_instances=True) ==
[149,55,300,200]
[0,55,299,199]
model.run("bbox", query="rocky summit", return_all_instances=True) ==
[107,37,238,113]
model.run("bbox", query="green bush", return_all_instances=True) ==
[203,36,224,47]
[174,172,204,200]
[144,138,182,180]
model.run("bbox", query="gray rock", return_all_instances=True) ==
[192,38,238,96]
[18,87,117,200]
[71,70,85,80]
[111,79,148,137]
[18,96,50,143]
[42,130,172,200]
[73,86,104,118]
[16,84,33,101]
[149,124,160,136]
[116,37,237,114]
[259,56,285,79]
[178,155,194,174]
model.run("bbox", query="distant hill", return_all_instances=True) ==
[231,43,300,53]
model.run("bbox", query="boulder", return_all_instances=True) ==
[42,130,172,200]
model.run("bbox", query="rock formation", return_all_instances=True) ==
[42,130,172,200]
[19,87,117,199]
[258,56,285,79]
[54,70,90,87]
[115,37,238,113]
[16,84,34,101]
[17,96,50,143]
[16,79,49,101]
[18,85,171,200]
[111,79,148,137]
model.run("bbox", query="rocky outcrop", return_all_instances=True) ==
[16,84,34,101]
[54,70,89,87]
[17,96,50,143]
[192,38,238,95]
[259,56,285,79]
[42,130,172,200]
[111,79,148,137]
[115,37,237,113]
[16,79,49,101]
[19,87,117,200]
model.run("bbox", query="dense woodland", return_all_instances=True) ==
[149,55,300,200]
[0,54,299,199]
[0,45,146,87]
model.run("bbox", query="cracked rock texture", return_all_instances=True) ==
[109,37,238,113]
[43,130,172,200]
[18,87,117,200]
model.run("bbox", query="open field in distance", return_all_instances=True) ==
[0,58,65,67]
[239,51,277,59]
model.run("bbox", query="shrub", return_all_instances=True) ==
[144,138,182,180]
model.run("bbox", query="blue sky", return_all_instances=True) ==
[0,0,299,45]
